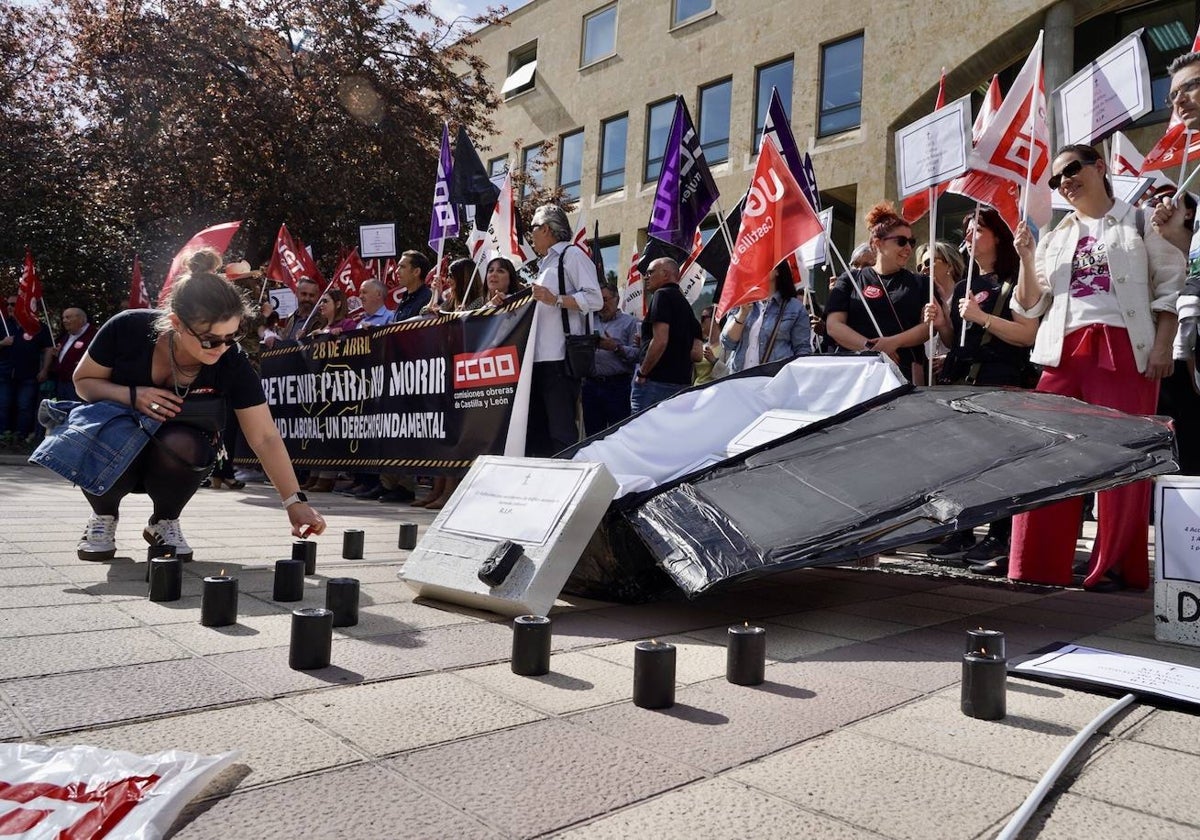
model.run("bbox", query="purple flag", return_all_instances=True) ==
[429,122,459,250]
[761,88,821,212]
[647,96,719,252]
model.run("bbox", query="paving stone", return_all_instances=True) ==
[406,621,519,670]
[0,699,26,740]
[569,661,919,773]
[390,718,700,838]
[879,590,1005,616]
[0,554,42,569]
[154,612,296,655]
[540,610,645,651]
[769,609,918,642]
[930,583,1049,605]
[588,602,737,638]
[1127,708,1200,753]
[1072,740,1200,827]
[1091,613,1157,643]
[583,635,724,685]
[0,627,189,679]
[4,658,258,734]
[207,634,433,697]
[335,600,479,638]
[281,672,544,756]
[685,622,854,663]
[113,593,282,626]
[560,777,880,840]
[0,602,141,638]
[1016,791,1200,840]
[688,590,810,620]
[0,583,101,608]
[0,566,70,587]
[832,600,963,627]
[728,730,1030,840]
[172,761,499,839]
[1033,590,1152,620]
[981,604,1122,635]
[46,701,364,799]
[803,641,963,693]
[458,651,638,714]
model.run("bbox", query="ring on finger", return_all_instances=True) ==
[150,402,161,412]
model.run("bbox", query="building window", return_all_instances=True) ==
[754,57,793,151]
[488,155,509,190]
[672,0,713,26]
[502,42,537,99]
[819,34,864,137]
[598,114,628,194]
[698,78,732,164]
[644,98,676,182]
[581,4,618,66]
[521,144,544,198]
[558,130,584,201]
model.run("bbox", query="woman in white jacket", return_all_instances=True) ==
[1008,144,1183,591]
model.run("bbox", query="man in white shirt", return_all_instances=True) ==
[355,280,393,327]
[53,307,96,400]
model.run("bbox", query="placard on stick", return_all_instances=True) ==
[894,94,972,198]
[359,223,397,259]
[1052,30,1151,147]
[1154,476,1200,647]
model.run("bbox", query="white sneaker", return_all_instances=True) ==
[77,514,118,561]
[143,518,193,561]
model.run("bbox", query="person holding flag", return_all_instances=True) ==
[721,262,811,374]
[1009,144,1184,591]
[824,202,933,382]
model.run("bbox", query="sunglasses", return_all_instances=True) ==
[185,323,243,349]
[1048,159,1095,190]
[881,235,918,248]
[1168,77,1200,105]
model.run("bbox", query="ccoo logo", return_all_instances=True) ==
[453,346,521,388]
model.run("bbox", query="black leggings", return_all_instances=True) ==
[84,425,214,520]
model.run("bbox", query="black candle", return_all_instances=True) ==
[726,623,767,686]
[273,558,305,602]
[326,577,360,628]
[398,522,418,551]
[342,529,364,560]
[289,607,333,670]
[511,615,552,676]
[201,574,238,627]
[961,651,1007,720]
[148,557,182,602]
[292,540,317,575]
[633,640,676,709]
[965,628,1005,659]
[146,544,174,581]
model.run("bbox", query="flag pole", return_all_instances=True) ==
[1019,33,1044,223]
[297,275,338,337]
[960,202,982,348]
[712,196,739,259]
[1181,131,1192,188]
[825,237,886,339]
[39,299,55,338]
[927,186,938,386]
[257,276,269,303]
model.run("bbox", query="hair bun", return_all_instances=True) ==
[865,201,901,229]
[185,247,223,276]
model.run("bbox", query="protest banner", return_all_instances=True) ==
[894,94,973,198]
[1052,30,1151,148]
[251,296,536,472]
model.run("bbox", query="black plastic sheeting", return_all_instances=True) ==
[565,387,1177,603]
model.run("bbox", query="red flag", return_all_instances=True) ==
[947,75,1021,232]
[330,248,372,312]
[264,224,323,295]
[1140,25,1200,174]
[902,70,948,223]
[128,255,150,310]
[15,248,43,335]
[158,221,242,305]
[717,138,825,319]
[967,34,1051,227]
[619,251,644,318]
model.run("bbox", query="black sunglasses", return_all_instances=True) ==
[1048,159,1094,190]
[881,235,918,248]
[185,323,243,349]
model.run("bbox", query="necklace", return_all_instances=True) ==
[168,332,201,399]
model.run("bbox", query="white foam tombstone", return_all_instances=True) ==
[401,456,618,617]
[1154,476,1200,647]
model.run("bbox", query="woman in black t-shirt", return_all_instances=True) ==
[72,248,326,562]
[825,201,933,383]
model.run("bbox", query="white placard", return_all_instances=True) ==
[1053,30,1151,147]
[1156,477,1200,581]
[359,223,397,259]
[726,409,825,456]
[439,460,589,547]
[1014,643,1200,706]
[1050,173,1155,211]
[798,207,834,268]
[895,94,973,198]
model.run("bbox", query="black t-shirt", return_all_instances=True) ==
[826,267,930,370]
[945,272,1031,384]
[9,324,53,379]
[640,283,700,385]
[87,309,265,409]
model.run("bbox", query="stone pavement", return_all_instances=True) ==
[0,462,1198,839]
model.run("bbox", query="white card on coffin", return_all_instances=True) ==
[726,409,824,456]
[401,456,617,617]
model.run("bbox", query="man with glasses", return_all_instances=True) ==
[632,258,702,413]
[51,307,97,401]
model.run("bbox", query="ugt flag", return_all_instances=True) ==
[947,74,1021,233]
[429,123,459,251]
[158,220,242,305]
[265,223,323,295]
[1138,23,1200,175]
[128,255,150,310]
[330,248,373,312]
[717,138,824,319]
[647,95,719,253]
[16,247,44,335]
[762,86,821,212]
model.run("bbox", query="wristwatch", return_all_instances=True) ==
[554,295,563,308]
[281,491,309,509]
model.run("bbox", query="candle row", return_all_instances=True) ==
[512,618,1009,719]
